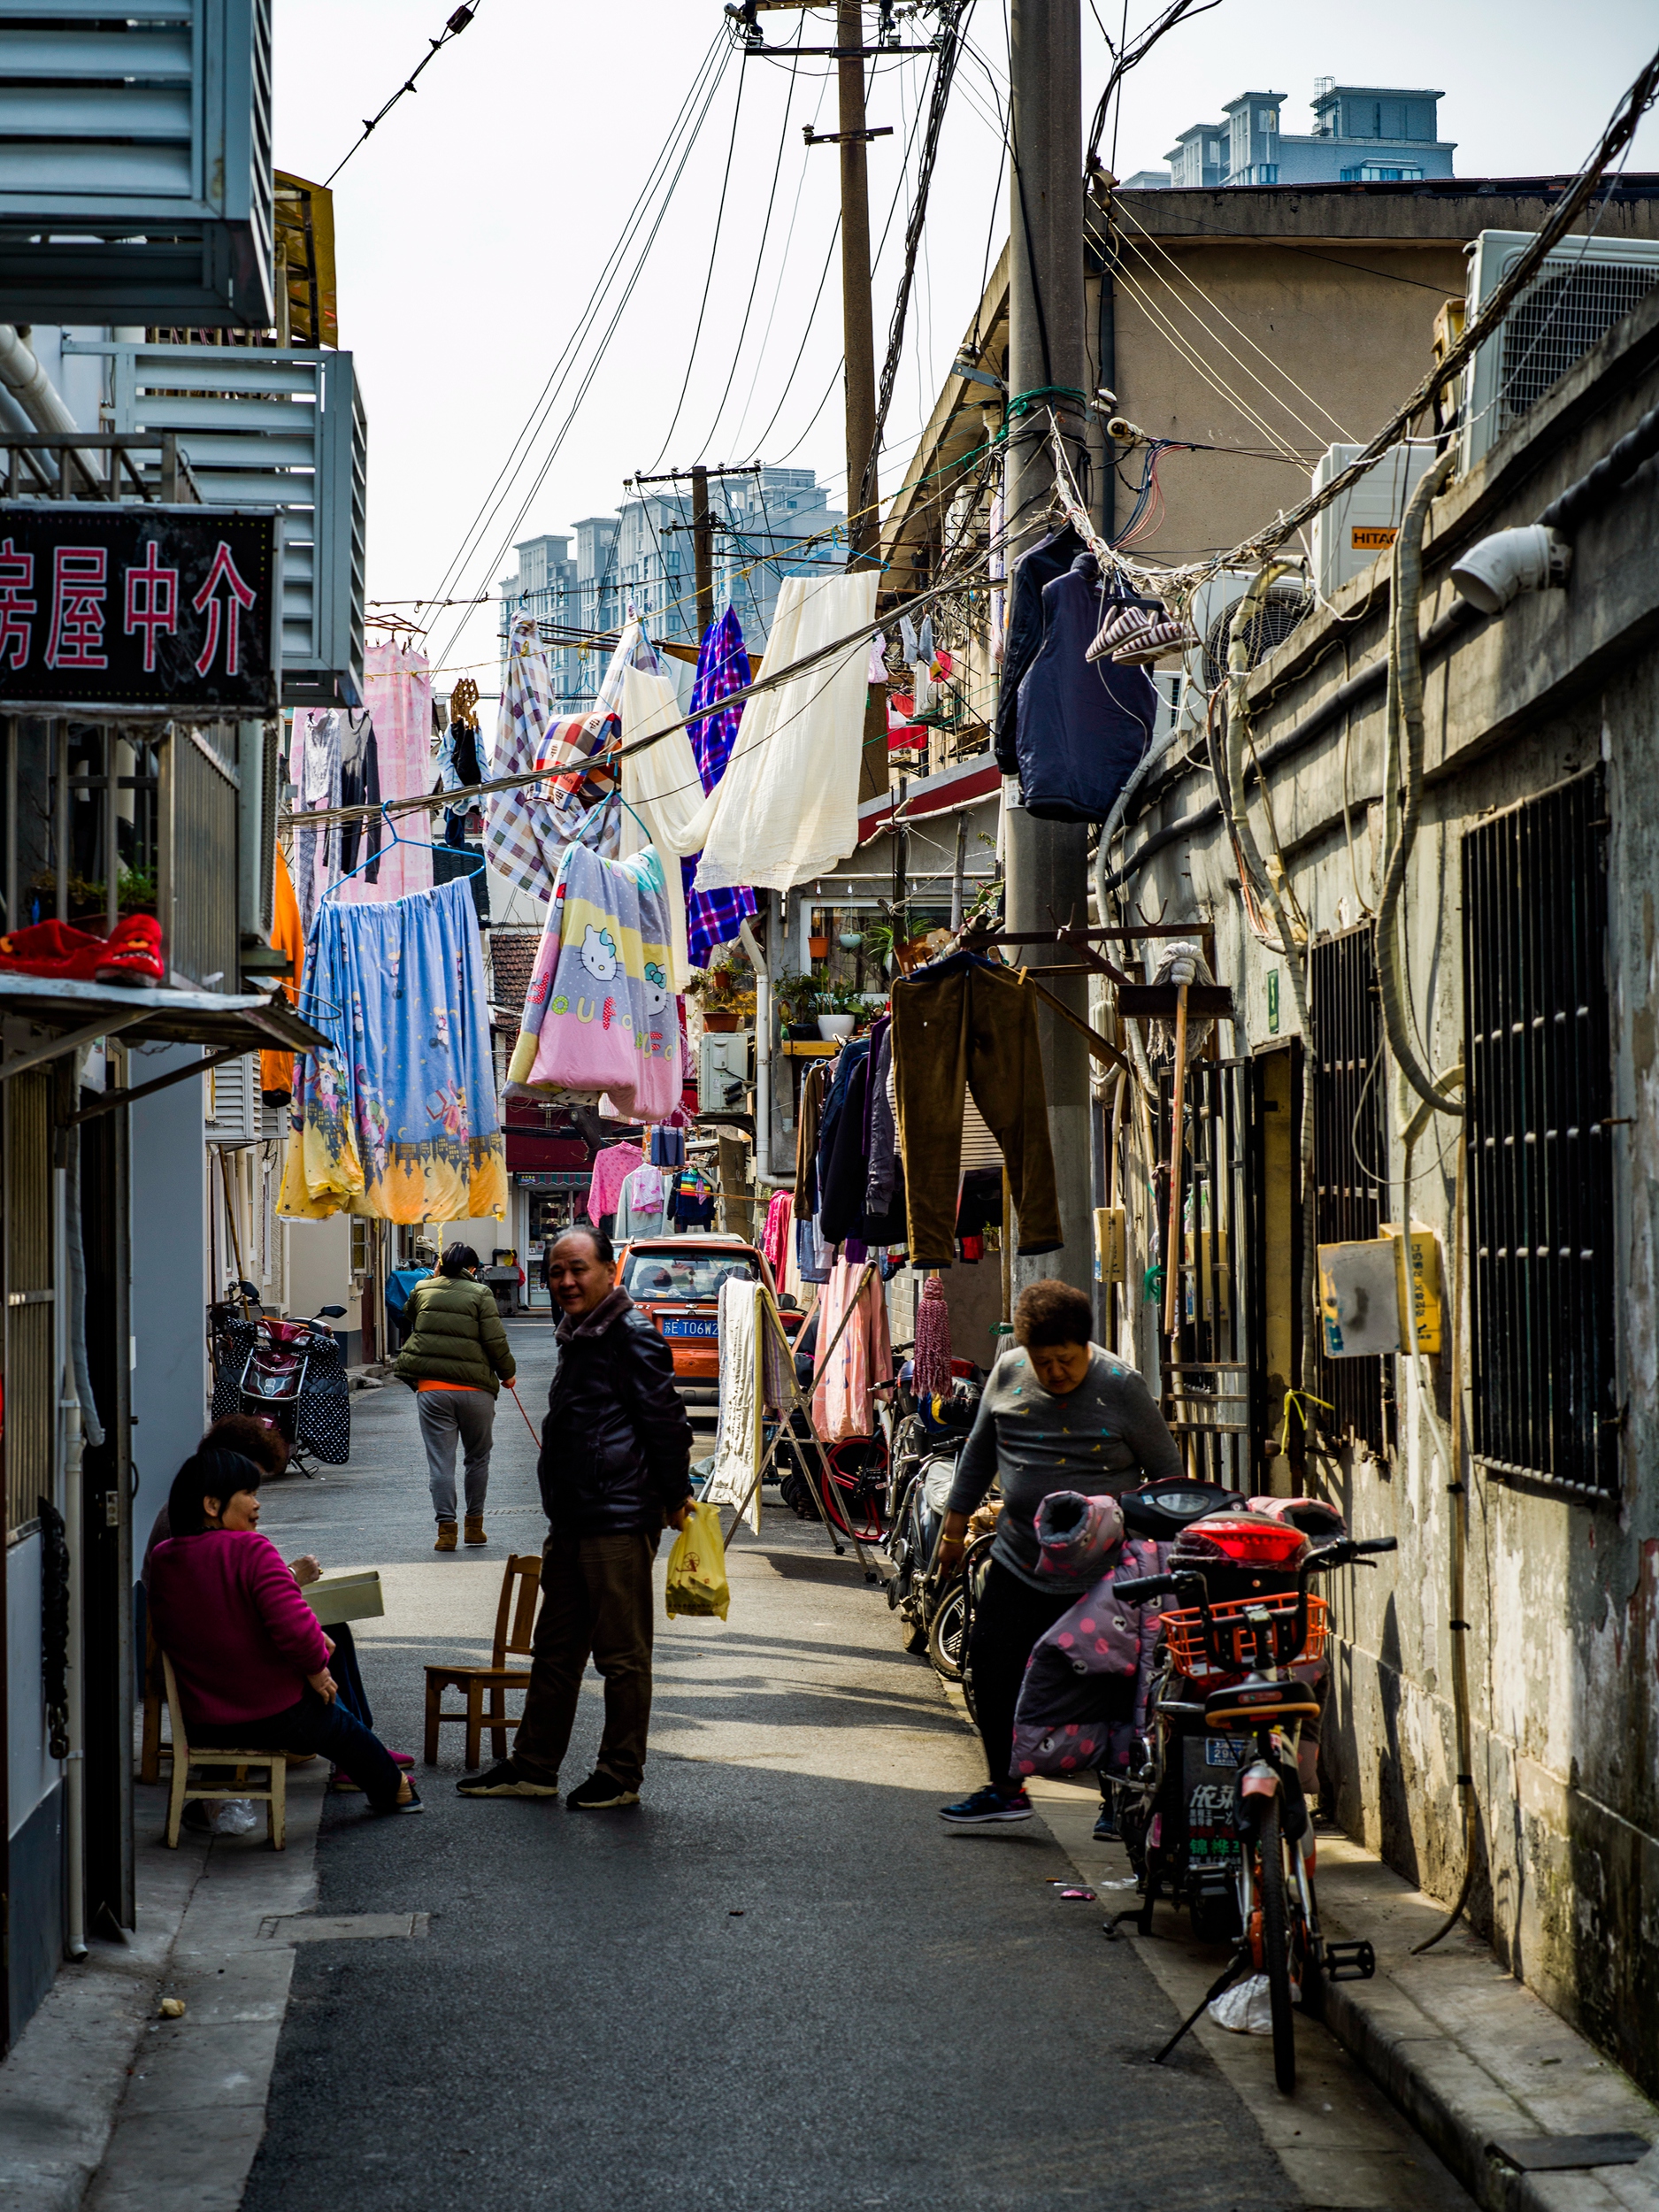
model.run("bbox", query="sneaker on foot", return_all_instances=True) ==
[566,1772,641,1810]
[939,1785,1033,1826]
[464,1513,488,1545]
[434,1520,458,1553]
[1092,1801,1117,1840]
[392,1779,424,1815]
[457,1762,558,1799]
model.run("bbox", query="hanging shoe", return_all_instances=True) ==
[1086,603,1158,664]
[434,1520,458,1552]
[1113,617,1194,666]
[464,1513,488,1546]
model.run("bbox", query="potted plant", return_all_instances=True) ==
[772,970,820,1041]
[686,968,741,1033]
[816,981,866,1042]
[807,912,829,960]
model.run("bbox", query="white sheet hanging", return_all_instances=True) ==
[618,663,709,990]
[690,570,879,893]
[708,1278,763,1532]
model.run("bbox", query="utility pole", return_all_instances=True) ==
[627,461,761,646]
[1002,0,1093,1301]
[836,0,879,569]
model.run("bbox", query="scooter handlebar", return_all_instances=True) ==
[1112,1572,1178,1602]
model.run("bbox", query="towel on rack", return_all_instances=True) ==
[505,841,681,1119]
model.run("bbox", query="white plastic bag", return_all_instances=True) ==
[1209,1972,1274,2035]
[213,1798,260,1837]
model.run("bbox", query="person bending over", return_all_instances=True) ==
[459,1225,693,1811]
[148,1448,420,1816]
[936,1279,1180,1829]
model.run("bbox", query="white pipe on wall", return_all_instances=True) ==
[0,325,77,434]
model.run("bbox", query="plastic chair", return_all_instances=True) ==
[160,1655,286,1849]
[423,1553,542,1770]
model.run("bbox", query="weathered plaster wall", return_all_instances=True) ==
[1113,286,1659,2088]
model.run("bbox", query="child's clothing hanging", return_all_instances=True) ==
[506,841,682,1119]
[615,1163,672,1241]
[587,1141,643,1233]
[279,876,505,1223]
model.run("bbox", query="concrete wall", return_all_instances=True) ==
[1115,282,1659,2088]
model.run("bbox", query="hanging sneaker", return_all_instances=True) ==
[939,1785,1033,1826]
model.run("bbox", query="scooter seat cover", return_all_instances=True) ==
[1010,1536,1167,1778]
[1033,1490,1125,1578]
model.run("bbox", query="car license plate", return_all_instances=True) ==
[662,1317,718,1340]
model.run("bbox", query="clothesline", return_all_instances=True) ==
[278,551,994,837]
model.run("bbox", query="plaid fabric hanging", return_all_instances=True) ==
[535,710,621,811]
[487,612,579,896]
[681,605,757,967]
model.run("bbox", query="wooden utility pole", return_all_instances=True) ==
[1003,0,1093,1301]
[690,461,714,638]
[836,0,879,567]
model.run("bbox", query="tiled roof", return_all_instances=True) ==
[488,930,541,1029]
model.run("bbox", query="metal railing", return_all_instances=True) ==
[0,430,200,504]
[158,724,240,991]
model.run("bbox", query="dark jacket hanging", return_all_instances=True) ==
[993,524,1086,773]
[1015,551,1158,823]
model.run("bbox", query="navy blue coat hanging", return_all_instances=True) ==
[993,523,1085,774]
[1015,552,1158,823]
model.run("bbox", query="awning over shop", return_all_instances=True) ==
[0,972,331,1094]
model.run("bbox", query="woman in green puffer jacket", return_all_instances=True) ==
[394,1245,517,1552]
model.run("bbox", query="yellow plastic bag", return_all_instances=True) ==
[664,1501,730,1621]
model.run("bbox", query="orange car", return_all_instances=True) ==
[618,1235,803,1414]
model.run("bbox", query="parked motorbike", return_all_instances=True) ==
[208,1281,351,1474]
[1111,1509,1397,2093]
[887,1375,982,1670]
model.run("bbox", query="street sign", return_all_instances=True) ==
[0,503,277,715]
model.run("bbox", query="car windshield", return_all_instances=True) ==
[623,1249,760,1302]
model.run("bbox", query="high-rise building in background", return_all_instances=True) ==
[1118,79,1455,190]
[498,465,844,708]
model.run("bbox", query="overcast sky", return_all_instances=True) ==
[272,0,1659,683]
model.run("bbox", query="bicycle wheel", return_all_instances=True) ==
[1258,1795,1297,2095]
[928,1578,966,1681]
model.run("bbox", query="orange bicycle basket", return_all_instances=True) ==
[1161,1592,1329,1683]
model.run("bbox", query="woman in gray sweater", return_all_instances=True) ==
[936,1278,1180,1827]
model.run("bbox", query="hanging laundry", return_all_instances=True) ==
[761,1188,793,1279]
[811,1258,892,1441]
[335,709,382,881]
[899,614,919,664]
[912,1277,952,1399]
[615,1161,672,1240]
[649,1125,686,1168]
[672,1160,714,1230]
[259,842,305,1107]
[795,1212,833,1286]
[617,659,702,991]
[587,1141,643,1232]
[488,612,581,898]
[278,877,505,1224]
[336,638,434,903]
[889,953,1062,1266]
[690,569,879,894]
[290,708,341,933]
[681,607,757,968]
[1015,549,1157,823]
[505,841,681,1119]
[992,522,1086,775]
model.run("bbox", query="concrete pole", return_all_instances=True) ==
[837,0,879,565]
[1003,0,1093,1300]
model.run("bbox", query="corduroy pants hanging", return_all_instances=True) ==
[890,958,1063,1266]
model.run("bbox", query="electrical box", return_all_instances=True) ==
[1383,1223,1443,1355]
[1093,1206,1125,1285]
[1310,442,1439,602]
[1317,1239,1402,1359]
[700,1030,753,1118]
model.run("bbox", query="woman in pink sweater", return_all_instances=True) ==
[149,1449,420,1815]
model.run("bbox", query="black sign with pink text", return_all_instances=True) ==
[0,503,277,713]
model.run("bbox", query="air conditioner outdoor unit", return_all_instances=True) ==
[206,1053,258,1146]
[1462,230,1659,469]
[1310,442,1439,602]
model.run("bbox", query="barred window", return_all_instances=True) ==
[1463,768,1618,1497]
[1310,926,1393,1459]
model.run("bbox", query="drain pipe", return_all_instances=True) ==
[739,916,789,1189]
[61,1089,103,1964]
[0,325,77,434]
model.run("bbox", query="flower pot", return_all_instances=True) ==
[703,1009,741,1033]
[786,1022,818,1041]
[818,1013,856,1041]
[839,929,864,949]
[807,935,828,959]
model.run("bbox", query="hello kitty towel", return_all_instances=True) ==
[506,841,682,1117]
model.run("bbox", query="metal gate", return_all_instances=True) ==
[1162,1057,1261,1490]
[4,1066,55,1543]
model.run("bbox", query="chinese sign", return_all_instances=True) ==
[0,503,276,711]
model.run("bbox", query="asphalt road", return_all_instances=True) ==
[243,1317,1470,2212]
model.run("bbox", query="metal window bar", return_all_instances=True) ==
[1463,767,1617,1497]
[0,432,199,505]
[158,724,240,991]
[1309,926,1394,1456]
[1497,261,1659,443]
[1161,1057,1253,1489]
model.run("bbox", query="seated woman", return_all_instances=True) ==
[148,1448,420,1816]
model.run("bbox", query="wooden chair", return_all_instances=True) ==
[160,1655,286,1849]
[424,1552,541,1770]
[139,1614,170,1785]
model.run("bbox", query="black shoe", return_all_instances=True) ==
[566,1772,641,1810]
[1093,1801,1117,1840]
[457,1763,558,1799]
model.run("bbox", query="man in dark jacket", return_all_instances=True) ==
[458,1225,694,1809]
